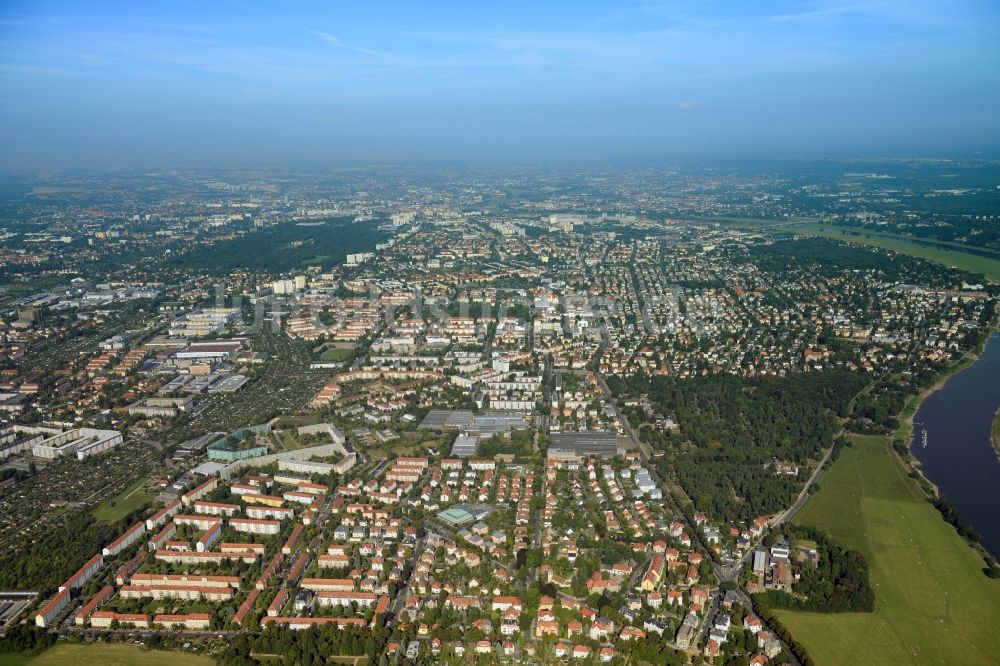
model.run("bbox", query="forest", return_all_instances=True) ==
[0,510,127,594]
[743,237,912,276]
[611,369,867,522]
[163,218,389,274]
[0,624,56,656]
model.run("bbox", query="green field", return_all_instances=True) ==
[2,643,214,666]
[792,224,1000,282]
[319,347,354,362]
[774,435,1000,665]
[92,477,155,523]
[0,653,34,666]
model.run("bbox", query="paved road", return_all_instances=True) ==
[695,590,721,647]
[593,357,801,664]
[371,458,392,478]
[712,434,841,582]
[592,348,644,454]
[774,444,834,527]
[386,535,425,627]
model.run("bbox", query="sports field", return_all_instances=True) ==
[92,477,156,523]
[774,435,1000,665]
[319,347,354,362]
[9,643,214,666]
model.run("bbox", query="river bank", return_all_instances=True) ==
[894,350,977,497]
[992,406,1000,459]
[906,329,1000,559]
[893,305,998,479]
[895,311,998,446]
[773,433,1000,666]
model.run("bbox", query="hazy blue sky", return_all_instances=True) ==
[1,0,998,166]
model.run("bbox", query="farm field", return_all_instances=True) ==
[7,643,214,666]
[92,477,155,523]
[774,435,1000,665]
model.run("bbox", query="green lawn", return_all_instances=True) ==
[774,435,1000,665]
[0,653,36,666]
[272,429,307,452]
[92,477,155,523]
[13,644,214,666]
[793,224,1000,282]
[319,348,354,362]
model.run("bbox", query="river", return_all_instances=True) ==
[910,332,1000,558]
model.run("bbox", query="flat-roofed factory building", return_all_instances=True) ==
[547,432,619,459]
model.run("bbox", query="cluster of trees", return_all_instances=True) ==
[751,602,817,666]
[218,624,389,666]
[0,625,56,656]
[590,539,640,567]
[745,238,908,276]
[440,300,502,318]
[164,218,388,274]
[613,370,866,522]
[855,372,935,436]
[477,428,534,459]
[0,511,122,593]
[720,627,790,666]
[757,526,874,613]
[622,636,686,665]
[928,494,982,545]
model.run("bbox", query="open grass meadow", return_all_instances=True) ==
[792,224,1000,282]
[92,477,156,523]
[0,643,215,666]
[0,653,34,666]
[773,435,1000,665]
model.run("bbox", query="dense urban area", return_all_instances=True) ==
[0,159,998,666]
